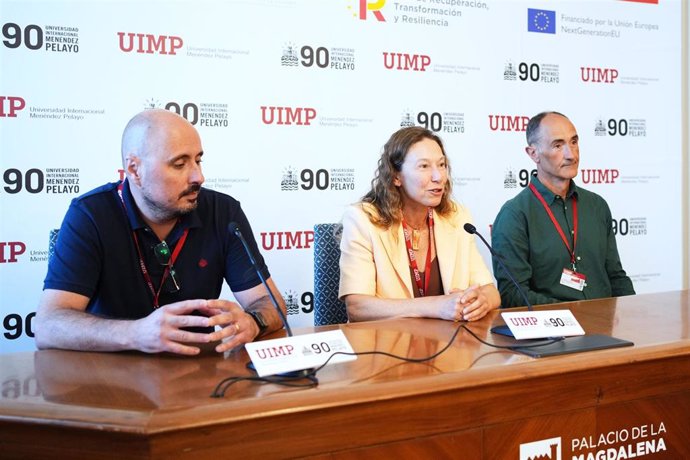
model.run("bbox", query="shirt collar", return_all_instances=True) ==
[118,179,203,234]
[530,175,579,204]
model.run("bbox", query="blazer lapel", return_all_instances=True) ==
[433,211,459,294]
[378,222,413,297]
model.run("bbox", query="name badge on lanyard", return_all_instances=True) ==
[529,183,588,291]
[560,268,586,291]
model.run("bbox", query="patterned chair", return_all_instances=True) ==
[48,229,60,261]
[313,223,348,326]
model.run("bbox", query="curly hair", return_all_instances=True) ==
[362,126,455,228]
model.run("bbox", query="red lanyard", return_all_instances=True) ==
[402,208,434,297]
[131,228,188,308]
[117,182,189,308]
[529,183,578,270]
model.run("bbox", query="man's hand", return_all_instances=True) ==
[132,299,215,355]
[203,299,260,353]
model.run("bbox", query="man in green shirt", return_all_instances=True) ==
[491,111,635,308]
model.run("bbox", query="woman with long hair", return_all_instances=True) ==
[339,126,500,321]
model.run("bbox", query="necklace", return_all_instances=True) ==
[410,228,421,251]
[402,207,435,297]
[402,209,431,251]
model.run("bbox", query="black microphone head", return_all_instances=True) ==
[463,223,477,234]
[228,222,241,236]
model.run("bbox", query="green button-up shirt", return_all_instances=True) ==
[491,176,635,308]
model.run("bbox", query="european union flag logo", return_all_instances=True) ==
[528,8,556,34]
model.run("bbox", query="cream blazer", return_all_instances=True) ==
[339,202,495,300]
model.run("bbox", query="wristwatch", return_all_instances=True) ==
[248,310,268,336]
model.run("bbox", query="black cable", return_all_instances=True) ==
[211,373,318,398]
[460,324,565,350]
[211,323,565,398]
[211,322,465,398]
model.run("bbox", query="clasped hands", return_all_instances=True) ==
[443,284,494,322]
[134,299,259,355]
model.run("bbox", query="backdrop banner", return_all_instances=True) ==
[0,0,681,352]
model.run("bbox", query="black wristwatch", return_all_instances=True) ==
[248,311,268,336]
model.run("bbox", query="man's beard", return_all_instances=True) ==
[140,184,201,222]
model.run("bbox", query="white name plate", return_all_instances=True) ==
[245,329,357,377]
[500,310,585,340]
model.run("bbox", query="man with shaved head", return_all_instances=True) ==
[491,111,634,308]
[36,109,286,355]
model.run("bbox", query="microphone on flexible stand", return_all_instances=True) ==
[463,223,532,337]
[463,223,634,357]
[229,222,313,378]
[228,222,293,336]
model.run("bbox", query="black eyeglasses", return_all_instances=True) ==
[153,241,181,293]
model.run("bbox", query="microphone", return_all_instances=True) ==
[462,224,635,356]
[463,223,532,337]
[228,222,293,336]
[229,222,317,378]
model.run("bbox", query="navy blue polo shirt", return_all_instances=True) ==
[44,180,270,320]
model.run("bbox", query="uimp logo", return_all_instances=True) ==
[520,437,561,460]
[580,169,619,184]
[261,106,317,126]
[488,115,530,132]
[253,344,295,359]
[0,242,27,263]
[117,32,183,55]
[0,96,26,117]
[580,67,618,83]
[349,0,386,22]
[383,52,430,71]
[261,230,314,251]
